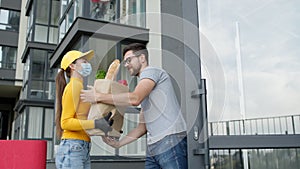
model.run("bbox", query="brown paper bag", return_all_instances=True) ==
[86,79,128,137]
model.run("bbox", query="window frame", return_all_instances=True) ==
[26,0,59,44]
[0,8,20,32]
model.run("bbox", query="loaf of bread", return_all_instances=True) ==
[105,59,120,80]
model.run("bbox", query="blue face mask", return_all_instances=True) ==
[77,63,92,77]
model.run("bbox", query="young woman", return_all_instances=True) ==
[55,50,113,169]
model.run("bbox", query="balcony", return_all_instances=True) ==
[208,115,300,149]
[209,114,300,136]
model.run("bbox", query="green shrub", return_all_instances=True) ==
[95,69,106,79]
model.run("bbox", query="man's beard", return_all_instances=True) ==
[131,69,139,76]
[131,64,141,77]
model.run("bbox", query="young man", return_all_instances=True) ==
[81,43,187,169]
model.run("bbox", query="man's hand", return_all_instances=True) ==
[80,85,97,103]
[102,136,121,148]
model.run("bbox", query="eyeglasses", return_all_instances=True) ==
[123,54,140,65]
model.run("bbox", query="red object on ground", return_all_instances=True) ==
[0,140,47,169]
[118,79,128,86]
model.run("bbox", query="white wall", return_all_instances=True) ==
[146,0,162,68]
[15,0,28,86]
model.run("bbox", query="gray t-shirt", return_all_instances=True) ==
[140,66,187,145]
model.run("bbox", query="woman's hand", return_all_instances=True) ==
[101,136,121,148]
[80,85,97,103]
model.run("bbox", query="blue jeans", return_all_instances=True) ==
[55,139,91,169]
[145,133,188,169]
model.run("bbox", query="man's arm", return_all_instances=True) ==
[81,78,155,106]
[102,111,147,148]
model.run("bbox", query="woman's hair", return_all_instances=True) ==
[55,67,71,139]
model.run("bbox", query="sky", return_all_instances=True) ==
[198,0,300,122]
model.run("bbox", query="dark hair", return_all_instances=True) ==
[55,67,71,139]
[123,43,148,62]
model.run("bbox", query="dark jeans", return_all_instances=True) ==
[145,133,188,169]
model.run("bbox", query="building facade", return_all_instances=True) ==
[0,0,299,169]
[0,0,21,140]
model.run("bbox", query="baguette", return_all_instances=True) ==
[105,59,120,80]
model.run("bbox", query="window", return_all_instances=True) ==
[51,0,61,25]
[36,0,49,24]
[34,25,48,43]
[47,52,56,79]
[66,3,75,30]
[26,107,54,159]
[45,81,55,100]
[58,0,83,43]
[59,19,66,42]
[12,110,26,140]
[27,107,43,138]
[49,26,59,44]
[0,9,20,31]
[32,50,46,80]
[88,0,146,27]
[0,46,17,69]
[90,0,116,21]
[119,0,146,27]
[59,0,146,41]
[27,9,33,41]
[23,49,55,100]
[30,81,44,99]
[44,108,54,138]
[27,0,59,44]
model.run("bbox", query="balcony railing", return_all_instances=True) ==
[209,114,300,136]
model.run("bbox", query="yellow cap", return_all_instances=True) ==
[60,50,94,70]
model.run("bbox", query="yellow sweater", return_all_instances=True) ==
[61,77,95,142]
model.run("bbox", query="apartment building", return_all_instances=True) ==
[0,0,21,140]
[1,0,299,169]
[0,0,204,168]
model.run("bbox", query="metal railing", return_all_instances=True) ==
[209,114,300,136]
